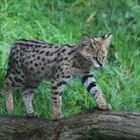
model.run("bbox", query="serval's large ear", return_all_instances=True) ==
[80,34,92,49]
[102,33,112,48]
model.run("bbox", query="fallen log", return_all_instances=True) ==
[0,109,140,140]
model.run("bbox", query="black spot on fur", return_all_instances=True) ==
[39,50,44,54]
[61,49,66,53]
[30,60,33,64]
[8,76,15,87]
[81,74,93,84]
[14,77,23,83]
[45,51,49,56]
[64,57,68,60]
[68,49,75,55]
[48,60,51,63]
[6,82,9,87]
[41,67,44,70]
[87,82,96,92]
[36,50,39,53]
[42,58,45,62]
[65,75,71,79]
[61,71,64,75]
[51,58,57,63]
[35,63,38,67]
[21,75,24,79]
[52,86,57,90]
[15,60,18,64]
[37,56,40,60]
[57,81,67,87]
[52,97,57,100]
[56,74,59,78]
[53,91,59,95]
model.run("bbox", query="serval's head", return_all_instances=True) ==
[80,33,112,68]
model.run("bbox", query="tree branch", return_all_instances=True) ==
[0,109,140,140]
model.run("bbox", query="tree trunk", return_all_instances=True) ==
[0,109,140,140]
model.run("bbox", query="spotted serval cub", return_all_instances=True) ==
[3,34,112,119]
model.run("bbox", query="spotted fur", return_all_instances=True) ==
[3,34,112,119]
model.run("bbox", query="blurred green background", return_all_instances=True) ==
[0,0,140,118]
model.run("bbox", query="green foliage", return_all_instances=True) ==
[0,0,140,117]
[86,128,103,140]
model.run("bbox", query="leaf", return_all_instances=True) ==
[86,12,96,23]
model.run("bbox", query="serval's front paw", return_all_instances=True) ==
[27,112,39,118]
[97,103,112,111]
[53,113,64,120]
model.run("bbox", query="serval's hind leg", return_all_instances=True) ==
[4,70,24,114]
[3,77,15,113]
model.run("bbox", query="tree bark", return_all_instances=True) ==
[0,109,140,140]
